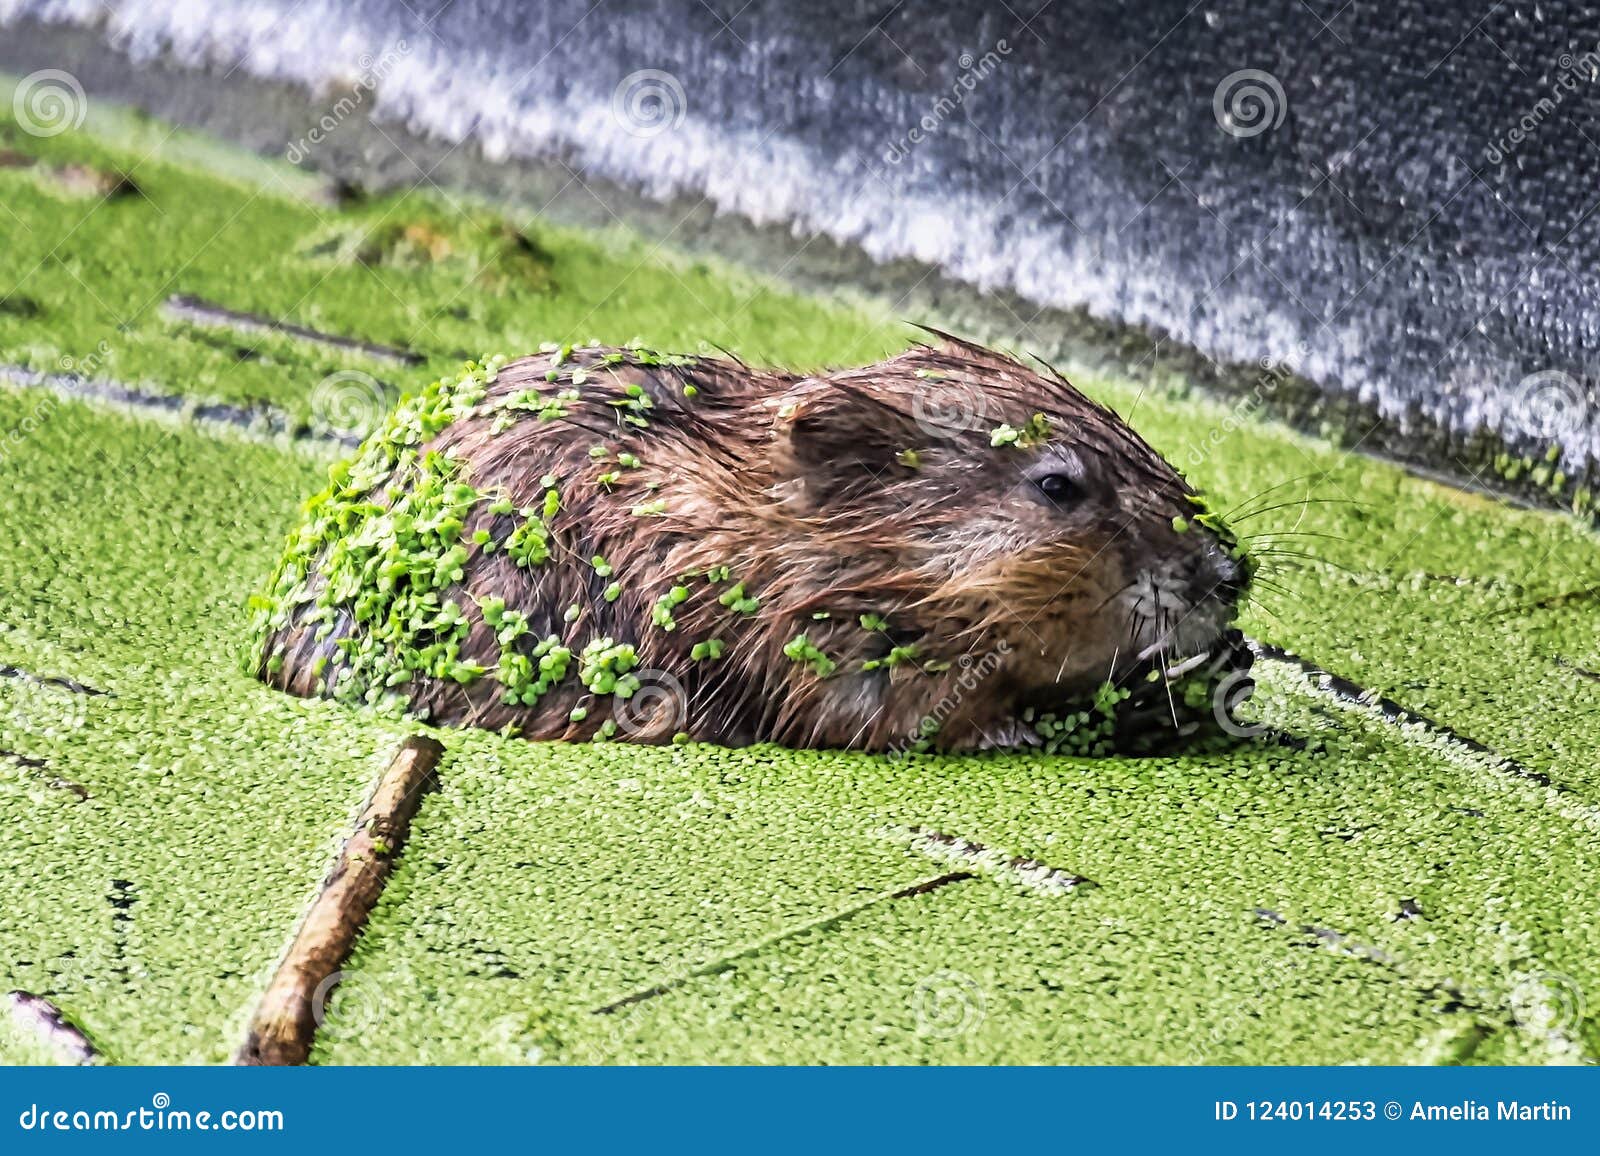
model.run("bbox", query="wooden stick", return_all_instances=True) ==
[6,992,98,1064]
[236,735,443,1066]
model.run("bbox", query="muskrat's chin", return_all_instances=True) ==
[1013,623,1248,713]
[1126,594,1244,668]
[1008,627,1255,756]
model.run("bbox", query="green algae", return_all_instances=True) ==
[3,93,1600,1066]
[314,663,1600,1065]
[0,396,392,1064]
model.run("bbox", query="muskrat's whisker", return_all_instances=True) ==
[1240,530,1354,545]
[1222,472,1331,521]
[1124,383,1151,425]
[1241,562,1304,586]
[1099,644,1121,689]
[1249,582,1299,605]
[1231,497,1368,523]
[1092,580,1139,616]
[1246,549,1361,578]
[1242,566,1296,607]
[1122,608,1142,661]
[1236,592,1286,626]
[1246,547,1337,562]
[1155,603,1179,728]
[1240,538,1354,565]
[1246,578,1303,608]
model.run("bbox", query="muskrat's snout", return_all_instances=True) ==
[1181,538,1250,605]
[1085,495,1253,679]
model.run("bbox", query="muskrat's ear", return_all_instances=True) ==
[769,381,922,505]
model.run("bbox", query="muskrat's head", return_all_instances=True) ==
[771,336,1250,710]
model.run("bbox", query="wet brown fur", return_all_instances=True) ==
[259,332,1240,750]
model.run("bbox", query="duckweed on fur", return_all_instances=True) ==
[247,361,503,706]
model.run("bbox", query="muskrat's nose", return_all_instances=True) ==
[1212,550,1249,590]
[1183,547,1249,600]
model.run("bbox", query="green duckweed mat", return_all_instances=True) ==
[1,87,1598,1065]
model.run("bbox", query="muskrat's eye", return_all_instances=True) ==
[1034,474,1081,504]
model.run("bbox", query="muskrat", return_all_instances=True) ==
[249,332,1252,751]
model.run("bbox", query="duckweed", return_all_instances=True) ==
[718,583,760,615]
[579,639,640,695]
[861,644,919,671]
[247,363,503,705]
[782,634,837,677]
[990,413,1052,449]
[652,586,690,631]
[7,97,1600,1067]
